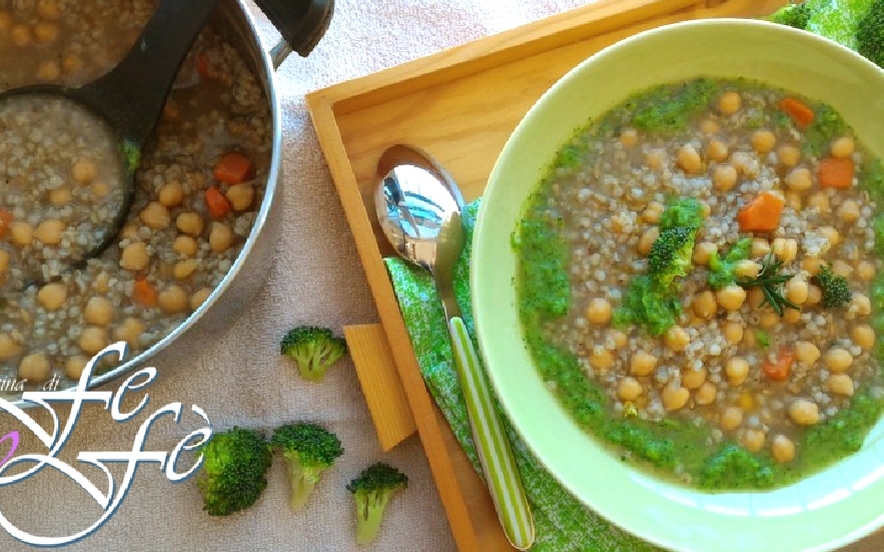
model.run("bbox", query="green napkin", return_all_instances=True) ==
[384,200,662,552]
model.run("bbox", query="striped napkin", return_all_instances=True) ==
[384,199,662,552]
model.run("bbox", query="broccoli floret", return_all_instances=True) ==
[857,0,884,68]
[647,226,696,288]
[658,197,705,231]
[612,275,682,336]
[767,1,812,29]
[346,462,408,545]
[813,264,852,308]
[280,325,348,382]
[270,422,344,511]
[195,427,272,516]
[707,237,752,290]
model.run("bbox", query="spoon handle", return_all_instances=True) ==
[447,316,535,550]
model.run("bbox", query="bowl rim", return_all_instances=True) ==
[473,17,884,552]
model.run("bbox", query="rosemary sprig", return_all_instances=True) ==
[737,253,801,316]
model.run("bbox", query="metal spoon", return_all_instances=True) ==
[0,0,219,289]
[375,144,535,551]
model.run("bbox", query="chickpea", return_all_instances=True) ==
[830,136,855,158]
[91,179,109,197]
[94,272,111,293]
[62,53,83,76]
[0,333,20,360]
[618,377,643,401]
[747,287,765,309]
[158,181,184,207]
[114,317,145,347]
[37,283,67,310]
[209,222,234,252]
[700,119,719,134]
[176,211,204,237]
[65,356,90,380]
[34,219,65,245]
[682,367,707,390]
[49,186,71,205]
[37,0,61,19]
[84,297,114,326]
[664,325,690,352]
[139,201,171,230]
[72,158,97,183]
[771,434,795,463]
[79,326,108,355]
[818,226,840,249]
[759,311,780,329]
[693,241,717,265]
[36,60,60,81]
[619,128,638,147]
[784,308,802,324]
[33,21,58,44]
[807,192,830,214]
[173,259,199,280]
[721,406,744,430]
[712,163,738,192]
[726,357,749,386]
[857,260,876,281]
[751,129,776,154]
[750,238,771,258]
[19,353,51,382]
[723,322,744,345]
[588,347,613,371]
[802,257,824,276]
[190,287,213,310]
[662,385,690,411]
[716,285,747,311]
[850,293,872,317]
[784,191,802,212]
[789,399,820,426]
[226,183,255,211]
[852,325,876,351]
[743,429,766,453]
[823,347,853,372]
[695,381,717,405]
[806,284,822,306]
[9,221,33,247]
[777,144,801,167]
[692,290,717,319]
[676,143,703,174]
[611,330,627,349]
[771,238,797,263]
[707,140,729,162]
[10,24,30,47]
[173,235,199,257]
[828,374,855,396]
[120,223,139,241]
[785,277,808,305]
[784,166,812,191]
[718,91,741,115]
[645,150,667,171]
[731,151,759,178]
[0,249,7,275]
[734,259,761,279]
[837,199,860,223]
[641,201,664,224]
[120,241,150,271]
[630,351,657,376]
[158,285,189,314]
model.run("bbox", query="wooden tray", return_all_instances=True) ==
[306,0,788,550]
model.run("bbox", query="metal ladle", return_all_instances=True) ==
[0,0,219,289]
[375,144,535,551]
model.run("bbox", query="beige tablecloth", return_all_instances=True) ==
[2,1,884,551]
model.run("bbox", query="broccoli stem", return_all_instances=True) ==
[355,494,391,546]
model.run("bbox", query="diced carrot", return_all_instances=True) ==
[132,277,157,308]
[778,97,815,129]
[818,157,854,189]
[196,53,213,80]
[762,347,794,382]
[0,210,12,240]
[205,185,231,218]
[736,191,785,233]
[212,151,252,185]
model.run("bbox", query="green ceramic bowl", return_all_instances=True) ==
[473,18,884,552]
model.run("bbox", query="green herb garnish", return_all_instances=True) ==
[737,253,800,316]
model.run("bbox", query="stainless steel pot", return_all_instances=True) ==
[10,0,334,407]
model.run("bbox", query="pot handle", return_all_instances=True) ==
[253,0,335,68]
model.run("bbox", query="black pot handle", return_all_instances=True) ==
[253,0,334,60]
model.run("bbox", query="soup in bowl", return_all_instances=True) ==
[473,18,884,552]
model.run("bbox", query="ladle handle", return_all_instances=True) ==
[73,0,219,149]
[254,0,335,61]
[447,317,535,550]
